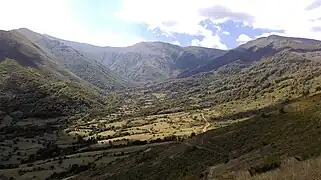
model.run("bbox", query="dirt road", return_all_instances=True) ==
[201,113,210,133]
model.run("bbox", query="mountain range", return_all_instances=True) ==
[1,27,321,129]
[1,28,321,180]
[2,27,321,128]
[45,33,226,82]
[15,28,321,84]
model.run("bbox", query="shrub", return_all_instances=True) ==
[248,156,281,176]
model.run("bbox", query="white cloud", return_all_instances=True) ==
[0,0,145,47]
[2,0,321,48]
[191,37,227,50]
[117,0,321,45]
[255,32,287,39]
[0,0,73,34]
[236,34,252,44]
[191,39,200,46]
[116,0,205,36]
[247,0,321,40]
[116,0,228,49]
[191,33,228,50]
[172,41,181,46]
[70,30,146,47]
[222,31,231,35]
[305,0,321,10]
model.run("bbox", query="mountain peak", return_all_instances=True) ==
[13,28,35,34]
[239,34,321,50]
[130,41,180,49]
[16,27,32,31]
[266,34,285,39]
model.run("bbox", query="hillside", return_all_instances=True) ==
[75,93,321,180]
[48,36,226,82]
[15,28,130,90]
[0,30,123,179]
[127,50,321,118]
[179,35,321,78]
[0,30,108,119]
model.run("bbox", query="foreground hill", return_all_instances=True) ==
[48,36,226,82]
[76,93,321,180]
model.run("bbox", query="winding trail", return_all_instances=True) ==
[181,114,226,155]
[178,114,227,156]
[201,113,211,133]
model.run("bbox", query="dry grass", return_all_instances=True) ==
[70,110,226,142]
[152,93,167,99]
[97,130,115,137]
[106,134,154,141]
[230,157,321,180]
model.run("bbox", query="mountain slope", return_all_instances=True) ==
[15,28,130,90]
[134,50,321,118]
[47,36,226,82]
[0,30,106,119]
[179,35,321,78]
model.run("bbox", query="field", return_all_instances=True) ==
[0,137,173,180]
[0,87,256,180]
[0,79,306,180]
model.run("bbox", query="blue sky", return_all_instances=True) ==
[1,0,321,49]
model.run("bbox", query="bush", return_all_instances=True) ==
[248,156,281,176]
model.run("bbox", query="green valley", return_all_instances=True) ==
[1,28,321,180]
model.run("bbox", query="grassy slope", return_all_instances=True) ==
[236,156,321,180]
[178,35,321,78]
[130,51,321,118]
[0,59,104,118]
[76,93,321,180]
[0,29,123,119]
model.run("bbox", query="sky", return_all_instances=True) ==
[1,0,321,49]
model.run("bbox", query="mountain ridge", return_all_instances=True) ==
[14,28,131,90]
[39,29,227,82]
[178,34,321,78]
[0,30,107,119]
[21,28,321,83]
